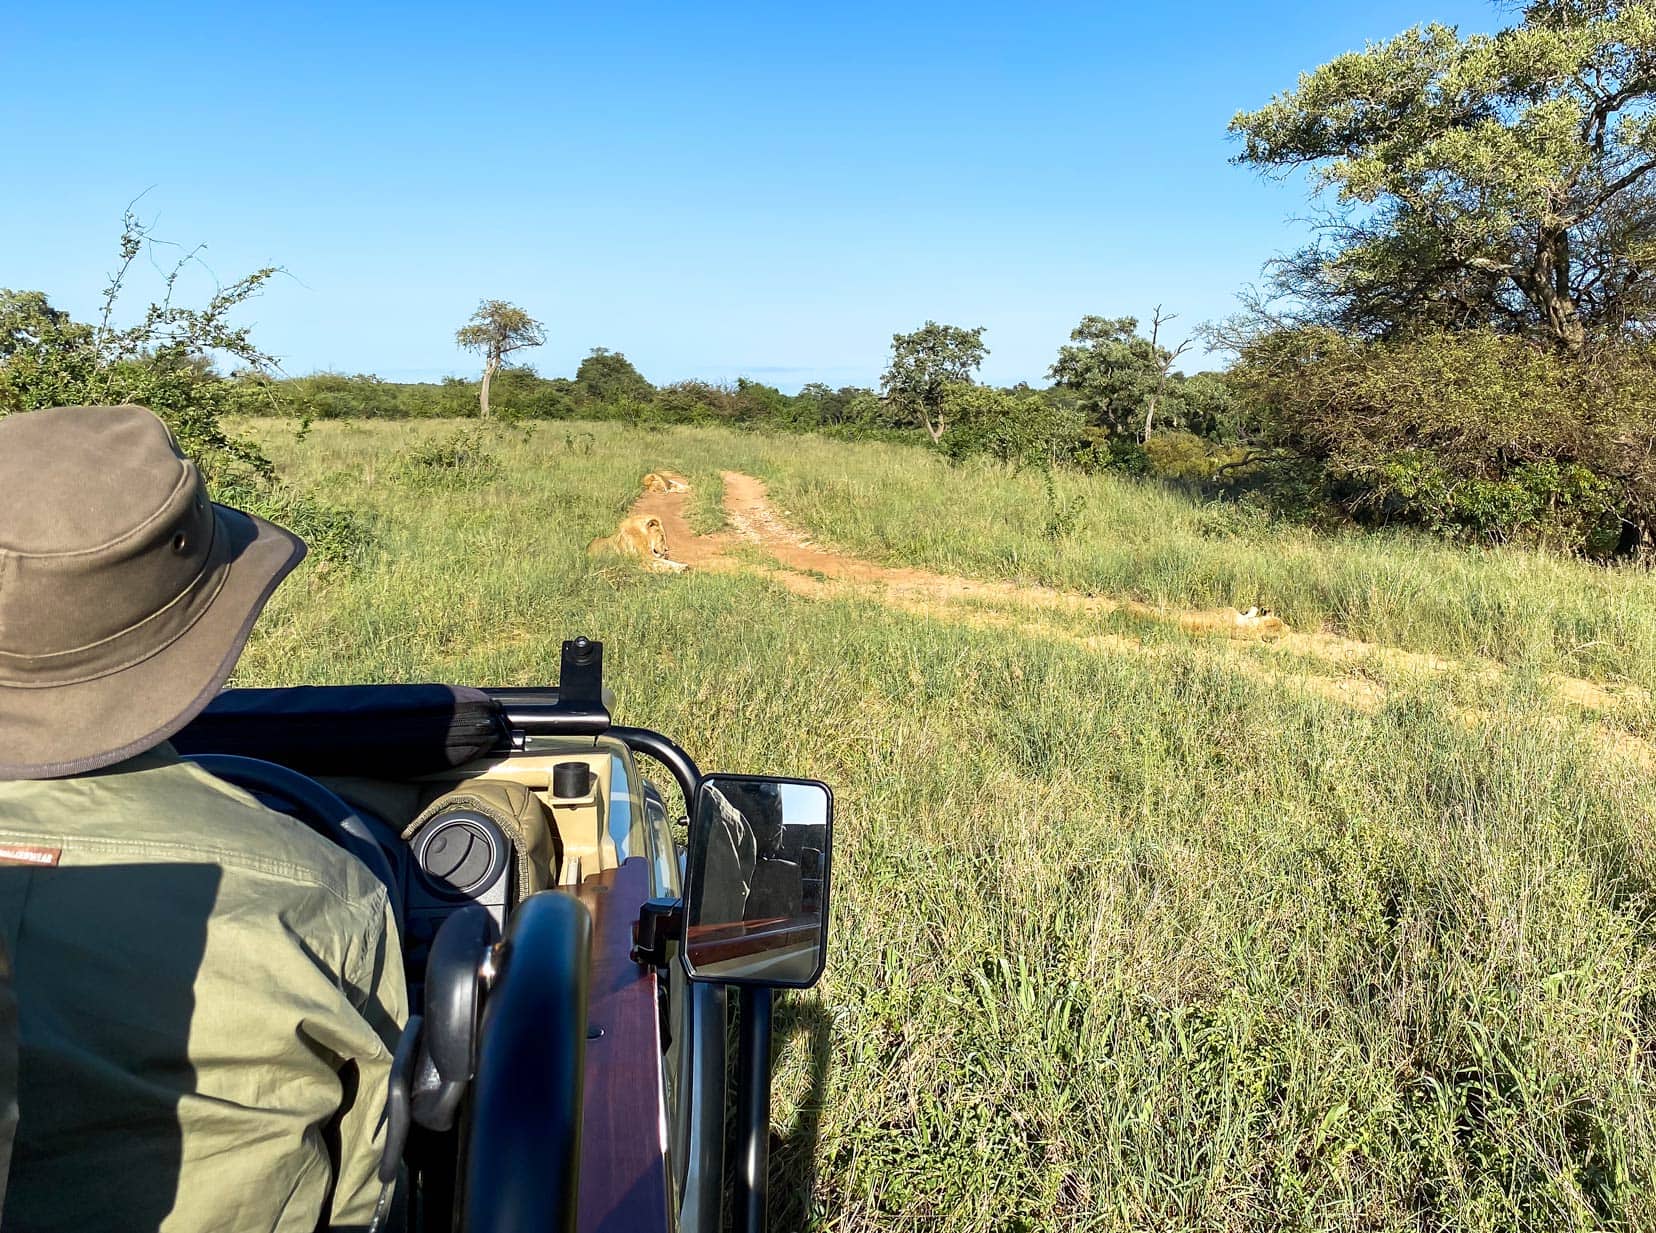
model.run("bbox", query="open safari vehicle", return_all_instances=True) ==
[170,636,834,1233]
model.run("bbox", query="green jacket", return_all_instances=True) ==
[0,747,407,1232]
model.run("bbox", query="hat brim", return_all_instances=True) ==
[0,505,306,779]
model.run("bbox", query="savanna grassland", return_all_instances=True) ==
[236,417,1656,1233]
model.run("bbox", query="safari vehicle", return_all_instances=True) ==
[170,636,834,1233]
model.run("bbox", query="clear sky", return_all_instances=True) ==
[2,1,1498,391]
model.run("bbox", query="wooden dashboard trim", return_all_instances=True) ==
[572,857,671,1233]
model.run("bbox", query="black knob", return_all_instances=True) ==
[553,761,591,799]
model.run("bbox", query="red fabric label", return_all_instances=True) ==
[0,844,61,867]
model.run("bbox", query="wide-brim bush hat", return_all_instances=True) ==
[0,404,305,778]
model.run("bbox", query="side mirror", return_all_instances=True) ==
[683,775,832,988]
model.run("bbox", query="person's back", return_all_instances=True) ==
[0,750,405,1230]
[0,405,408,1231]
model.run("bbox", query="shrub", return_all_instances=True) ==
[392,427,501,489]
[0,214,369,567]
[1075,432,1149,475]
[215,476,373,567]
[940,383,1086,468]
[1233,328,1656,553]
[1142,430,1258,481]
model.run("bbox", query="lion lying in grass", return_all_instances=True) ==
[642,471,690,494]
[1179,606,1289,638]
[588,514,689,573]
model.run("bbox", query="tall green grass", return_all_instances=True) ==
[236,418,1656,1231]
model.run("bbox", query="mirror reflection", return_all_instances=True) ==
[685,776,830,986]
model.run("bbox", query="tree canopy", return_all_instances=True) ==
[1049,316,1168,437]
[1231,1,1656,352]
[574,347,652,405]
[1049,314,1230,439]
[455,299,545,417]
[881,321,987,442]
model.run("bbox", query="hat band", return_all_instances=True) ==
[0,511,230,689]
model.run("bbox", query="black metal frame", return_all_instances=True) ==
[463,891,591,1233]
[488,659,807,1233]
[734,987,773,1233]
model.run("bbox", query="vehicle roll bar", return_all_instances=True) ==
[464,890,592,1233]
[609,726,703,808]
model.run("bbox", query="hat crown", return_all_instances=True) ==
[0,405,196,553]
[0,405,221,680]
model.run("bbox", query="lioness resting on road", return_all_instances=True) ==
[588,514,689,573]
[1178,605,1289,638]
[642,471,690,494]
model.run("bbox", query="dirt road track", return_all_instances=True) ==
[615,471,1651,759]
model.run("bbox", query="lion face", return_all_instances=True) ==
[643,516,669,557]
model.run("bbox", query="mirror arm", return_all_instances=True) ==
[735,986,774,1233]
[630,896,683,969]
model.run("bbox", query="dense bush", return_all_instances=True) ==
[939,383,1085,469]
[0,217,369,566]
[1233,328,1656,554]
[1141,430,1257,481]
[2,291,274,491]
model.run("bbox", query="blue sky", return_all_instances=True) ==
[2,1,1497,391]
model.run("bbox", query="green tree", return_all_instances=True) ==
[0,210,281,484]
[455,299,545,418]
[881,321,987,442]
[0,290,97,410]
[573,347,653,406]
[1049,313,1194,438]
[1177,370,1249,441]
[938,383,1085,467]
[1231,2,1656,352]
[0,290,90,358]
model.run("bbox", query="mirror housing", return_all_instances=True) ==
[683,775,832,988]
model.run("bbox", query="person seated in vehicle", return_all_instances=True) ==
[694,781,803,926]
[0,405,408,1232]
[733,781,803,922]
[693,782,758,925]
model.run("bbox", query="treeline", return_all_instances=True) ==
[240,354,915,438]
[244,323,1238,451]
[12,3,1656,560]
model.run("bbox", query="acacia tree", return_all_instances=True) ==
[455,299,545,418]
[1231,2,1656,353]
[880,321,987,442]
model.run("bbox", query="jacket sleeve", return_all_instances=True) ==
[328,888,410,1231]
